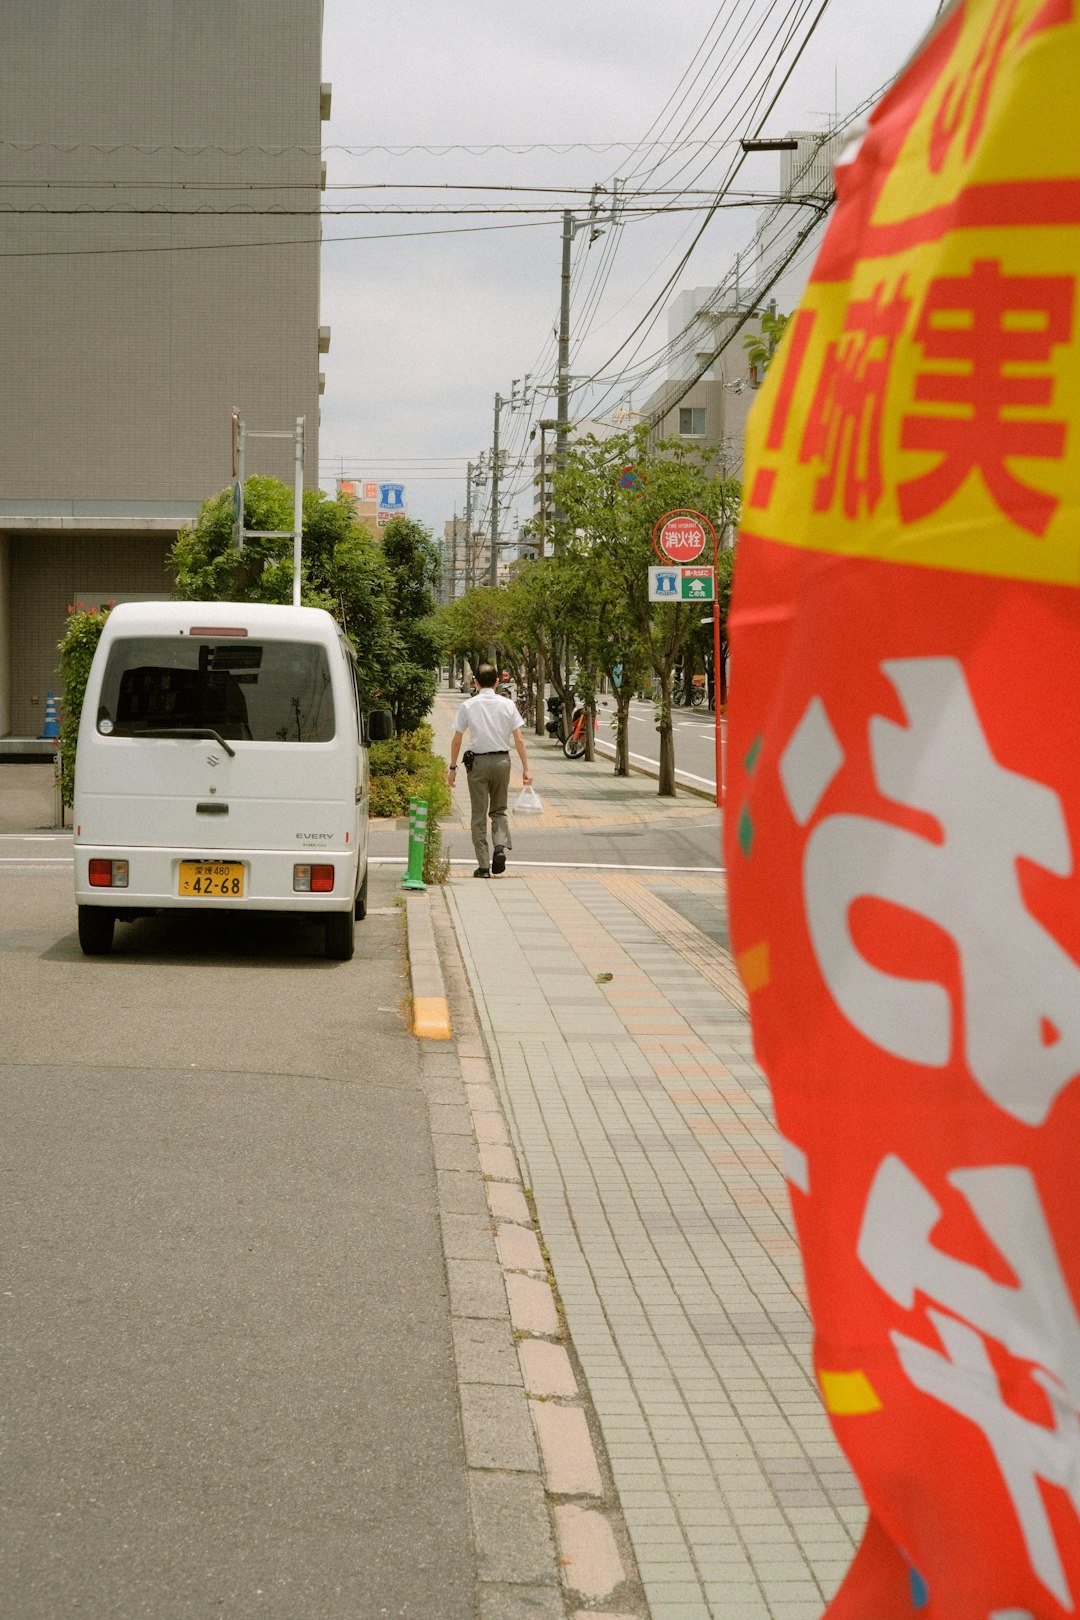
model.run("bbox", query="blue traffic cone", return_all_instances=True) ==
[42,690,59,740]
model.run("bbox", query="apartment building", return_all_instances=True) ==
[0,0,328,746]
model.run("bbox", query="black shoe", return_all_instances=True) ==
[473,867,490,878]
[491,847,506,875]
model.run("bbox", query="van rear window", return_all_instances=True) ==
[98,638,336,743]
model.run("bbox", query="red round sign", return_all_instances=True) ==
[652,509,713,564]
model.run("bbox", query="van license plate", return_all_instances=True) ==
[178,861,244,898]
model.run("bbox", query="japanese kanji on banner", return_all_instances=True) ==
[725,3,1080,1617]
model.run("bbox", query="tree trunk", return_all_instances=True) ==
[613,690,632,775]
[657,670,677,797]
[584,701,596,762]
[534,650,546,737]
[719,639,728,711]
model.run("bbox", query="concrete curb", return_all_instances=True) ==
[404,890,452,1040]
[418,884,648,1620]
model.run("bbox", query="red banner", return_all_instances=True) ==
[726,4,1080,1616]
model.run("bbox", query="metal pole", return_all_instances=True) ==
[463,462,474,591]
[292,416,305,608]
[555,211,572,539]
[713,523,723,809]
[489,395,502,588]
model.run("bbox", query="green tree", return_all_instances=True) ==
[380,516,442,732]
[555,424,739,796]
[743,307,790,383]
[169,479,401,713]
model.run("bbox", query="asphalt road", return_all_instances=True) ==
[590,695,724,795]
[0,850,474,1619]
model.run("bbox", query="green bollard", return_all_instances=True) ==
[402,797,428,890]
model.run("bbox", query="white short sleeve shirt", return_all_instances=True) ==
[453,691,523,752]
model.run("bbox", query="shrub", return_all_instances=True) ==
[57,605,110,805]
[367,724,451,882]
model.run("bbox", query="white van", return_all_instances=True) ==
[73,601,393,960]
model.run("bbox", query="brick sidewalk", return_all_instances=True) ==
[445,868,865,1620]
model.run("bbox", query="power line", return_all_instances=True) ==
[0,201,802,217]
[0,137,739,157]
[0,216,559,259]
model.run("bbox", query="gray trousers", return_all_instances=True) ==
[466,752,512,868]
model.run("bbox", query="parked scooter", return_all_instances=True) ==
[544,695,566,744]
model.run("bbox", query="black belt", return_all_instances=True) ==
[474,750,509,755]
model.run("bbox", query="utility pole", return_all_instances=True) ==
[489,393,503,588]
[555,211,573,539]
[463,462,475,592]
[534,417,558,737]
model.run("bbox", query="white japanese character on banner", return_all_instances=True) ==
[781,657,1080,1124]
[859,1157,1080,1609]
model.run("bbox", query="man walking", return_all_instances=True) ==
[448,664,533,877]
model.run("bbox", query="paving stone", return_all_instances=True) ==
[447,1257,508,1320]
[442,1211,497,1262]
[519,1338,578,1398]
[497,1222,545,1272]
[453,1318,523,1386]
[479,1141,520,1180]
[474,1109,512,1146]
[478,1585,565,1620]
[554,1505,625,1601]
[437,1167,489,1215]
[461,1383,539,1471]
[531,1401,603,1496]
[488,1181,532,1224]
[470,1470,557,1585]
[507,1273,559,1337]
[433,1131,482,1174]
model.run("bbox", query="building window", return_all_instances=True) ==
[679,407,706,436]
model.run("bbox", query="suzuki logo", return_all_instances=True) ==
[207,753,219,767]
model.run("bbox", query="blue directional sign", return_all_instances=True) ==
[648,565,715,602]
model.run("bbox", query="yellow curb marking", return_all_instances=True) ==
[413,996,452,1040]
[737,940,771,994]
[818,1369,882,1415]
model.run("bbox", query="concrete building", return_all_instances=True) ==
[642,301,757,475]
[0,0,328,747]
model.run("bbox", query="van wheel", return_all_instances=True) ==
[354,865,369,921]
[325,908,355,961]
[78,906,115,956]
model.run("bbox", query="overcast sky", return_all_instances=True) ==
[317,0,943,532]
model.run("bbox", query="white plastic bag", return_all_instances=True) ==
[514,784,543,813]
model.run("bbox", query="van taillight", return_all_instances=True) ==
[89,859,128,888]
[294,864,334,893]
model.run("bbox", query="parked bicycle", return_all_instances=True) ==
[673,673,707,707]
[562,703,598,759]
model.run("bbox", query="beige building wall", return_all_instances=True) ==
[0,1,326,740]
[0,0,325,500]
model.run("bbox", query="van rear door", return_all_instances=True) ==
[77,633,355,852]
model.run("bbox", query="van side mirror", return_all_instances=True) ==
[367,709,394,743]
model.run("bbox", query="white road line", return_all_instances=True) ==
[371,856,726,873]
[593,740,716,788]
[0,857,73,865]
[0,833,69,841]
